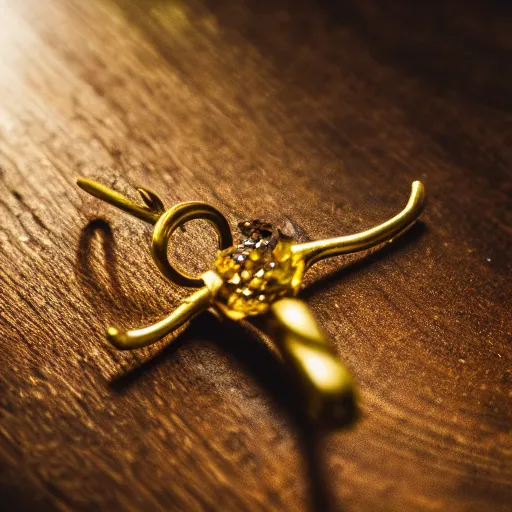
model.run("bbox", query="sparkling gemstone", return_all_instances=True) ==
[213,220,304,320]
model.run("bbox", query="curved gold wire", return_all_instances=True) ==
[107,286,213,349]
[151,202,233,287]
[267,298,354,419]
[292,181,425,269]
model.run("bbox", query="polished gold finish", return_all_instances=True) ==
[151,202,233,287]
[267,298,354,418]
[77,178,233,287]
[77,178,163,224]
[107,286,213,350]
[77,177,426,419]
[292,181,425,268]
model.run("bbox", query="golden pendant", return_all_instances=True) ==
[77,177,425,420]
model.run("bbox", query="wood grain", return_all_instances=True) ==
[0,0,510,510]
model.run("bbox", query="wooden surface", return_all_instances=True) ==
[0,0,511,510]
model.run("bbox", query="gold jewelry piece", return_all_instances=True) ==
[77,178,425,420]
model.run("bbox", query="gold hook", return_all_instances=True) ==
[77,178,234,287]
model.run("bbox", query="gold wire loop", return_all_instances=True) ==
[77,178,234,288]
[151,202,233,288]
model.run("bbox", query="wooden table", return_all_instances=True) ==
[0,1,510,510]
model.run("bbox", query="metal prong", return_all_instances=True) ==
[136,187,165,214]
[77,178,163,224]
[292,181,426,269]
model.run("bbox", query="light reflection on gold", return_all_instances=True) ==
[78,177,425,419]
